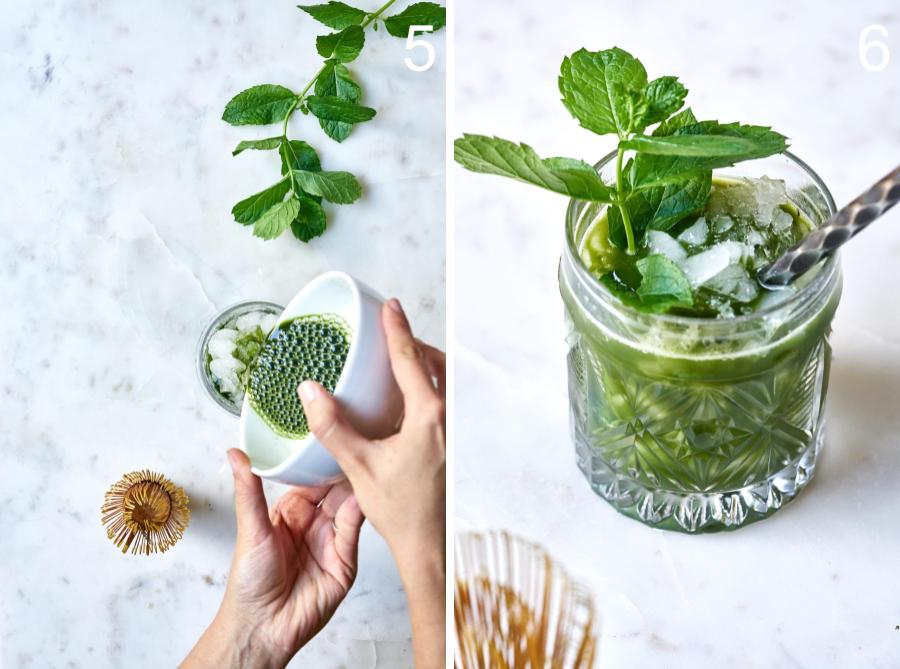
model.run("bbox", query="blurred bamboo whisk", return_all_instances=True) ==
[455,530,598,668]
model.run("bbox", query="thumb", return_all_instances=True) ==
[226,449,271,543]
[298,381,369,476]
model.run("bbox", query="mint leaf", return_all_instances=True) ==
[298,1,366,29]
[253,198,301,240]
[629,121,789,188]
[234,326,266,365]
[623,132,783,157]
[314,62,362,142]
[315,25,365,62]
[279,140,321,175]
[559,47,648,137]
[609,172,710,247]
[641,76,687,126]
[454,134,613,202]
[232,179,291,224]
[223,85,297,126]
[232,136,282,156]
[290,196,328,241]
[306,95,376,123]
[653,107,698,136]
[636,254,693,310]
[292,169,362,203]
[383,2,446,37]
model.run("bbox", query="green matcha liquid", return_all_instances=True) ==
[248,314,351,439]
[559,154,842,533]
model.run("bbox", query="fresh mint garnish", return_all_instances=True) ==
[454,46,788,313]
[225,1,445,243]
[636,254,694,310]
[454,135,613,201]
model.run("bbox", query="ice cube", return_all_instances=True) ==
[712,215,734,234]
[236,312,263,332]
[681,241,749,287]
[648,230,687,262]
[217,375,239,394]
[757,285,797,310]
[208,337,237,358]
[210,358,246,379]
[745,230,765,248]
[210,327,238,343]
[259,314,278,334]
[771,208,793,233]
[751,177,789,225]
[678,217,708,246]
[705,264,759,303]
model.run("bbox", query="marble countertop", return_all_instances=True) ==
[0,1,444,667]
[454,0,900,667]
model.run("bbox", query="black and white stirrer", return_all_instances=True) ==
[757,165,900,288]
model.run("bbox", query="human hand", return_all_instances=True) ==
[298,298,445,565]
[297,298,445,668]
[180,450,364,669]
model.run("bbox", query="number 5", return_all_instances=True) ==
[405,25,435,72]
[859,24,891,72]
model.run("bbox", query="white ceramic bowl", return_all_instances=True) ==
[239,271,402,486]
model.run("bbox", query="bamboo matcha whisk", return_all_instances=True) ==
[455,531,598,669]
[101,470,190,555]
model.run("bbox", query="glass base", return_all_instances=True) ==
[574,425,824,533]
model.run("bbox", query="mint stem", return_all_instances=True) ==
[279,0,398,195]
[615,146,636,255]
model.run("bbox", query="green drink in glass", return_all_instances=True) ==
[560,153,840,532]
[455,46,843,531]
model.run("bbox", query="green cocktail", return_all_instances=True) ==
[559,152,841,532]
[453,45,844,531]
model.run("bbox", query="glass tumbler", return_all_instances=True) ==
[558,153,842,532]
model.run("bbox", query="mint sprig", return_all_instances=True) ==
[224,0,446,243]
[453,46,788,311]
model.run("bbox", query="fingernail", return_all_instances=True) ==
[387,298,403,313]
[298,380,319,404]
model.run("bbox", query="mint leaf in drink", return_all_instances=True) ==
[628,122,788,187]
[290,196,328,241]
[232,136,282,156]
[234,327,266,366]
[640,76,687,126]
[292,169,362,203]
[223,85,297,126]
[253,198,302,240]
[306,95,376,123]
[298,1,367,29]
[636,254,693,309]
[314,62,362,142]
[383,2,447,37]
[315,25,365,62]
[454,134,613,202]
[559,47,648,137]
[609,171,711,246]
[279,140,322,175]
[232,179,291,224]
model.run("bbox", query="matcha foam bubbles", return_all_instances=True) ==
[248,314,351,439]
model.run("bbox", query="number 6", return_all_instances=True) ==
[859,24,890,72]
[405,25,435,72]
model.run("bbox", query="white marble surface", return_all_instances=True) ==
[0,1,443,667]
[455,1,900,667]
